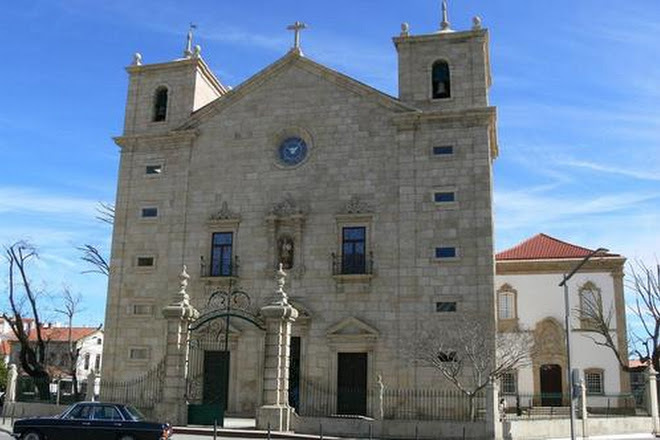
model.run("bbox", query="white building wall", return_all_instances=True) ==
[496,271,623,395]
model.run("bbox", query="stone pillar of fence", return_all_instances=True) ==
[158,265,199,425]
[648,366,660,435]
[487,379,502,440]
[6,364,17,404]
[256,265,298,431]
[579,377,588,439]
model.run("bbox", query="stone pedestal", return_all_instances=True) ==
[487,380,502,440]
[156,266,199,425]
[256,265,298,431]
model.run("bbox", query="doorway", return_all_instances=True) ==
[337,352,367,416]
[203,351,230,410]
[540,364,563,406]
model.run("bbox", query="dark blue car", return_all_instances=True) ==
[12,401,172,440]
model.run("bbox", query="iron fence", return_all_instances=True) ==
[297,379,484,421]
[501,393,645,419]
[99,358,165,418]
[16,376,85,405]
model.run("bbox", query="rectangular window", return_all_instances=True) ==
[136,257,154,267]
[433,146,454,156]
[145,165,162,175]
[499,292,515,320]
[210,232,233,276]
[342,227,366,274]
[141,207,158,218]
[94,354,101,371]
[435,247,457,259]
[501,371,517,395]
[436,302,457,312]
[129,348,149,360]
[84,354,90,370]
[131,304,152,316]
[585,371,604,395]
[434,192,456,203]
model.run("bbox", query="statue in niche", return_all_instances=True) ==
[278,235,294,270]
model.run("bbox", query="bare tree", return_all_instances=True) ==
[54,286,84,398]
[1,241,50,398]
[580,261,659,371]
[410,315,534,421]
[78,201,114,276]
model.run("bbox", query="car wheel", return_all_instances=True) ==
[23,431,42,440]
[118,436,135,440]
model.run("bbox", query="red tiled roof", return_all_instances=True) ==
[496,233,619,261]
[8,327,98,342]
[629,359,650,369]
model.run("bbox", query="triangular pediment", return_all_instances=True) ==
[326,317,379,338]
[177,50,418,130]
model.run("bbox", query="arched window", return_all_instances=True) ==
[432,60,451,99]
[153,87,168,122]
[497,284,517,321]
[84,353,91,370]
[579,281,602,330]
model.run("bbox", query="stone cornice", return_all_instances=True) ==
[113,129,199,149]
[392,28,488,48]
[496,256,626,275]
[126,56,228,95]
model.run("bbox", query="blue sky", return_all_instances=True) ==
[0,1,658,327]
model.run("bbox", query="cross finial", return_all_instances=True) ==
[184,23,198,58]
[286,21,308,52]
[440,0,452,32]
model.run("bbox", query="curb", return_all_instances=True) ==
[173,426,341,439]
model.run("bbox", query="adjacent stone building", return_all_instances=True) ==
[102,10,498,425]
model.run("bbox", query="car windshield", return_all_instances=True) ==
[123,405,146,421]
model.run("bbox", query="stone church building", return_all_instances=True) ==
[102,8,499,430]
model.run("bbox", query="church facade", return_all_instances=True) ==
[102,13,499,425]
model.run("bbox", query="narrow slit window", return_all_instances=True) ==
[434,192,455,203]
[433,146,454,156]
[435,247,457,259]
[145,165,162,175]
[432,60,451,99]
[153,87,168,122]
[436,302,457,312]
[137,257,154,267]
[141,207,158,218]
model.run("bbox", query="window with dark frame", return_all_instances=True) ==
[434,192,456,203]
[432,60,451,99]
[94,354,101,371]
[210,232,233,276]
[436,302,457,312]
[84,353,90,370]
[341,227,366,274]
[435,247,457,259]
[141,207,158,218]
[145,165,162,175]
[585,371,604,395]
[433,146,454,156]
[153,87,168,122]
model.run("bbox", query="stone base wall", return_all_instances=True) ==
[2,402,67,419]
[506,416,653,440]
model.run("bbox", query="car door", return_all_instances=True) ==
[56,403,94,440]
[92,405,126,440]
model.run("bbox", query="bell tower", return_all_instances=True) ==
[122,27,228,136]
[393,2,492,112]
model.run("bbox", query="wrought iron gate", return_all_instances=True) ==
[186,286,264,426]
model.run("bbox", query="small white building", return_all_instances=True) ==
[495,233,629,409]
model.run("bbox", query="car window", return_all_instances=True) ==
[123,405,146,421]
[65,404,93,420]
[93,406,123,421]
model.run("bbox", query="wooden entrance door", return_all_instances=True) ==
[337,352,368,416]
[540,364,562,406]
[203,351,230,410]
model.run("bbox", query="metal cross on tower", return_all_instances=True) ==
[184,22,197,58]
[287,21,308,50]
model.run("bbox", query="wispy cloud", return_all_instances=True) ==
[561,160,660,182]
[0,187,98,217]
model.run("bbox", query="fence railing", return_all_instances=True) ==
[16,376,86,405]
[297,379,484,421]
[501,393,645,419]
[99,358,165,418]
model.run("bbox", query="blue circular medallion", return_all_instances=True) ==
[278,137,308,166]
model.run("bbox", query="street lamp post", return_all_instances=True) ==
[558,247,609,440]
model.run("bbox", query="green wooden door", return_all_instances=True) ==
[337,352,368,416]
[204,351,230,408]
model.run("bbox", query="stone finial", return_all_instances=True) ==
[179,265,190,301]
[472,16,482,30]
[400,22,410,37]
[132,52,142,66]
[193,44,202,58]
[440,0,452,32]
[163,264,199,320]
